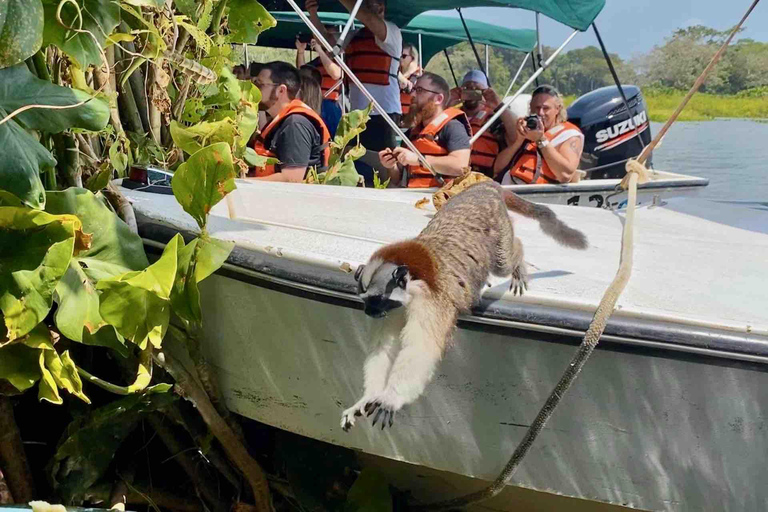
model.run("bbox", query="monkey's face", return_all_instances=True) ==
[354,261,411,318]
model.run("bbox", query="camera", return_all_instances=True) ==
[297,33,313,44]
[525,114,540,130]
[461,89,484,102]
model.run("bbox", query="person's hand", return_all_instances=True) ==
[305,0,319,15]
[518,117,544,142]
[379,148,398,170]
[310,39,320,51]
[448,87,461,107]
[295,37,307,52]
[393,147,419,166]
[482,87,501,109]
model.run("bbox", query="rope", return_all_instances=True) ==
[415,1,760,508]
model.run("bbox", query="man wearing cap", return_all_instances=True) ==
[457,70,518,178]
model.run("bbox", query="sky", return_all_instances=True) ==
[423,0,768,59]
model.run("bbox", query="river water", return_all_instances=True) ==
[650,120,768,202]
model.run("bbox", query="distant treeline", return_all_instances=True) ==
[426,25,768,97]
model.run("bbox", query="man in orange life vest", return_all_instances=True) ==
[377,72,471,187]
[248,61,330,182]
[457,70,518,178]
[306,0,402,186]
[494,85,583,184]
[295,27,343,137]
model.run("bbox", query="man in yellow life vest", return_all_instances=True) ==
[377,72,471,187]
[306,0,402,186]
[249,61,330,182]
[494,85,584,184]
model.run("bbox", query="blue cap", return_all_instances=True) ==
[462,70,488,87]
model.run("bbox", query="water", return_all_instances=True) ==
[650,120,768,202]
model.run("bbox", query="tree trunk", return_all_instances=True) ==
[0,397,36,503]
[94,46,125,136]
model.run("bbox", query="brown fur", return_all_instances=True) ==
[372,240,440,293]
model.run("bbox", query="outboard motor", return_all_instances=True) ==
[567,85,652,180]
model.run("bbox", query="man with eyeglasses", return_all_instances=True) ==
[378,72,471,187]
[249,61,331,182]
[494,85,583,184]
[306,0,403,186]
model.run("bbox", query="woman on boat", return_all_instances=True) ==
[494,85,583,184]
[295,30,343,137]
[398,43,421,117]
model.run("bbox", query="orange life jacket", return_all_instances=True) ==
[466,105,500,177]
[400,89,412,114]
[317,62,341,101]
[345,28,399,86]
[406,107,471,188]
[508,121,583,184]
[249,99,331,178]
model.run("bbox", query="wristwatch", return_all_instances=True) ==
[537,138,549,148]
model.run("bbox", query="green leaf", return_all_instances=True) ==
[323,155,362,187]
[0,0,44,69]
[108,142,128,175]
[50,387,175,502]
[0,207,84,340]
[0,106,52,209]
[97,234,179,349]
[203,67,240,107]
[227,0,276,44]
[171,142,236,230]
[0,344,41,393]
[84,164,112,192]
[344,469,392,512]
[170,118,236,155]
[43,349,90,403]
[329,104,373,167]
[41,0,122,69]
[180,97,208,123]
[235,80,261,148]
[121,0,165,7]
[243,147,278,168]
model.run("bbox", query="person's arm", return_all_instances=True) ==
[539,136,583,183]
[493,117,527,177]
[254,167,307,182]
[296,38,308,67]
[305,0,335,44]
[337,0,388,41]
[482,88,517,146]
[392,148,470,178]
[312,40,342,80]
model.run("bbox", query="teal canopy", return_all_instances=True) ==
[259,0,605,31]
[260,12,537,64]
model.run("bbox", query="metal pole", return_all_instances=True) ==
[470,30,578,145]
[485,44,489,82]
[336,0,364,53]
[457,8,490,86]
[443,49,459,88]
[418,33,423,70]
[244,44,249,66]
[285,0,442,182]
[535,13,543,67]
[592,23,645,152]
[502,52,530,98]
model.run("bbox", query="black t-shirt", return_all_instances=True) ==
[436,119,472,152]
[267,115,324,171]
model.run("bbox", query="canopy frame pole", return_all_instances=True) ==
[456,8,490,86]
[443,49,459,88]
[284,0,442,183]
[535,12,543,67]
[244,44,249,66]
[335,0,364,54]
[502,52,530,98]
[592,22,645,153]
[485,44,490,82]
[418,33,423,70]
[470,29,578,145]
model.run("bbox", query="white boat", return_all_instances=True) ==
[123,181,768,512]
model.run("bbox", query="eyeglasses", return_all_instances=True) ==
[254,81,280,89]
[412,86,442,95]
[401,53,412,59]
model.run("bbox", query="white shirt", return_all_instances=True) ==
[501,124,583,185]
[346,21,402,115]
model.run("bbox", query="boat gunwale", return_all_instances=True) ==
[139,221,768,367]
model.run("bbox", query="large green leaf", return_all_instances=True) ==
[97,234,180,349]
[171,142,236,230]
[39,348,90,404]
[0,106,52,209]
[0,207,84,340]
[329,104,373,167]
[227,0,276,44]
[236,80,261,148]
[202,67,241,107]
[0,344,42,393]
[170,118,236,155]
[0,0,44,69]
[41,0,122,69]
[50,386,175,502]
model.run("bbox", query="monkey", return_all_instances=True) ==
[341,181,587,432]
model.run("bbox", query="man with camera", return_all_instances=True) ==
[494,84,583,184]
[457,70,517,178]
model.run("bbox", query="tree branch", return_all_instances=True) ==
[0,397,36,503]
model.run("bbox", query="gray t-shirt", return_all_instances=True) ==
[267,115,324,171]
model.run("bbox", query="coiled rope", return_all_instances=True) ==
[416,0,760,509]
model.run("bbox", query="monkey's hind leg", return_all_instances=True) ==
[341,309,405,432]
[492,219,528,296]
[365,301,456,429]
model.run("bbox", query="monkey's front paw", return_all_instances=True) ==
[340,397,369,432]
[509,265,528,296]
[364,392,405,430]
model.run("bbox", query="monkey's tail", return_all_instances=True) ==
[502,189,589,250]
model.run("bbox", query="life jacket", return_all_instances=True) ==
[507,121,583,184]
[400,89,412,114]
[345,28,399,86]
[317,62,341,101]
[466,105,500,177]
[406,107,471,188]
[249,99,331,178]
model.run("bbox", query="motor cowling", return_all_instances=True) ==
[567,85,652,180]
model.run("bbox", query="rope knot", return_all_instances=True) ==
[621,159,651,190]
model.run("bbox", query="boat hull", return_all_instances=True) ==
[197,268,767,512]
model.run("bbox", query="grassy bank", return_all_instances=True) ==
[565,90,768,122]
